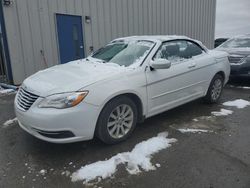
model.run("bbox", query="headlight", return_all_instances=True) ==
[38,91,88,109]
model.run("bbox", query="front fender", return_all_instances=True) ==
[83,70,148,116]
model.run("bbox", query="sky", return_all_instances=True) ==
[216,0,250,38]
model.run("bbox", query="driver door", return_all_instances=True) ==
[146,40,206,117]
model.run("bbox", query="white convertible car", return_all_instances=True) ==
[15,36,230,144]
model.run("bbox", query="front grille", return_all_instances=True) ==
[17,87,39,111]
[228,55,245,64]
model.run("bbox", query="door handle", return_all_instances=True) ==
[188,63,196,69]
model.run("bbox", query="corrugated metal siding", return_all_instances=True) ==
[2,0,216,85]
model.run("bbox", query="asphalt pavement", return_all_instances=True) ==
[0,78,250,188]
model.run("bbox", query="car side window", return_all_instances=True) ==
[154,41,183,62]
[154,40,204,62]
[180,41,204,59]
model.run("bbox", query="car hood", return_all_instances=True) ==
[216,47,250,56]
[22,60,129,97]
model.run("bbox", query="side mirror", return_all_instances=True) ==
[150,59,171,70]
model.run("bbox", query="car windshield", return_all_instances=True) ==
[91,40,154,67]
[220,38,250,48]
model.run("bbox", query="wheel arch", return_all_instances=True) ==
[98,92,145,125]
[215,71,226,84]
[121,93,144,123]
[204,71,226,96]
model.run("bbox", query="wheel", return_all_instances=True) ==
[204,74,224,104]
[95,96,138,144]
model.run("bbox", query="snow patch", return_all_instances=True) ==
[3,117,18,128]
[228,85,250,89]
[155,163,161,168]
[0,86,15,95]
[62,170,71,177]
[39,169,47,176]
[71,132,177,184]
[223,99,250,109]
[211,109,233,116]
[241,86,250,89]
[178,128,210,133]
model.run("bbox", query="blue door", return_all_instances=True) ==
[56,14,85,64]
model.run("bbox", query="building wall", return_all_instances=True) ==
[2,0,216,85]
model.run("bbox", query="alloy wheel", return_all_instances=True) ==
[211,78,222,101]
[107,104,134,139]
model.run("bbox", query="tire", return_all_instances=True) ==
[204,74,224,104]
[95,96,138,144]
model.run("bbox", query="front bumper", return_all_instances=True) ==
[15,97,101,143]
[230,62,250,76]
